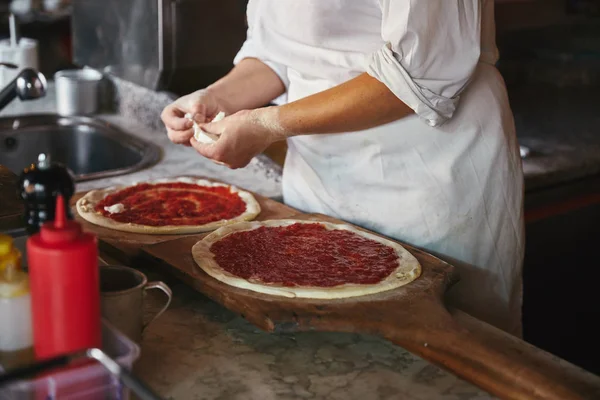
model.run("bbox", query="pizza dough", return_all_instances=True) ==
[185,111,225,144]
[76,177,261,234]
[192,220,421,299]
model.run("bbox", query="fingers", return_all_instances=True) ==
[161,105,192,131]
[162,102,207,145]
[189,137,228,166]
[188,103,208,122]
[189,137,252,169]
[197,112,229,136]
[167,127,194,145]
[199,120,219,132]
[190,137,249,169]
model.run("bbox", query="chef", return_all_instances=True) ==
[162,0,525,336]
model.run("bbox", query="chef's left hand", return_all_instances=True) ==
[190,108,285,169]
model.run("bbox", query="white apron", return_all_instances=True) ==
[236,0,525,336]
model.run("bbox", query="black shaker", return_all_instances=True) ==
[17,153,74,235]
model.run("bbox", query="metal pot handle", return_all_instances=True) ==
[142,281,172,331]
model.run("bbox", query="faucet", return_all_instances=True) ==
[0,63,47,112]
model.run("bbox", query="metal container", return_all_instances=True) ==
[71,0,248,95]
[54,69,103,116]
[99,265,172,343]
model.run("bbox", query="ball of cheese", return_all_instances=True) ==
[184,111,225,144]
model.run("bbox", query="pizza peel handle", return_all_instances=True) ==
[365,298,600,400]
[217,243,600,400]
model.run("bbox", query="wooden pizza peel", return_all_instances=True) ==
[69,178,600,399]
[139,213,600,400]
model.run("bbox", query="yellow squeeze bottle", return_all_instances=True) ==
[0,234,33,368]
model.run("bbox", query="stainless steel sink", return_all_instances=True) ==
[0,114,162,181]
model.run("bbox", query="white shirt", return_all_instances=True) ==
[235,0,525,336]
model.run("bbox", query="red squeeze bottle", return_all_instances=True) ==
[27,194,101,360]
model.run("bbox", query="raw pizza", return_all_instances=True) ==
[192,220,421,299]
[76,177,261,234]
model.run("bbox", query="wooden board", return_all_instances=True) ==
[0,165,23,232]
[69,176,299,260]
[141,213,600,400]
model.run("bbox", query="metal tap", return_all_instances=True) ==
[0,63,47,112]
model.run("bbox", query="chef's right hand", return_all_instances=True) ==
[161,89,225,146]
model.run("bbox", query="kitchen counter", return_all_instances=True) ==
[0,79,494,399]
[510,85,600,192]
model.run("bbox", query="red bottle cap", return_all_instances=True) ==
[39,195,81,243]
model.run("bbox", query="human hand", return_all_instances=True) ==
[161,89,228,146]
[190,107,286,169]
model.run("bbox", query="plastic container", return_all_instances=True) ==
[0,234,21,274]
[0,264,32,353]
[0,320,140,400]
[0,38,39,89]
[0,234,32,352]
[27,194,100,360]
[0,234,33,370]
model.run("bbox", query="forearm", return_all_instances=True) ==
[272,73,413,136]
[207,58,285,114]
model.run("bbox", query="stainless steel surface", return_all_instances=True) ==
[54,69,102,116]
[0,347,163,400]
[86,348,163,400]
[0,62,18,69]
[100,265,172,343]
[0,114,161,182]
[0,68,46,111]
[142,281,172,331]
[36,152,49,169]
[72,0,248,94]
[3,226,26,238]
[15,69,46,100]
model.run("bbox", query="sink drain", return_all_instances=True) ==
[2,136,18,151]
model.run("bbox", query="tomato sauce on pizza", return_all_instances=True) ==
[95,182,247,226]
[209,223,400,287]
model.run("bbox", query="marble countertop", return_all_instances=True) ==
[136,267,493,400]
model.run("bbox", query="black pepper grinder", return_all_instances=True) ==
[17,153,75,235]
